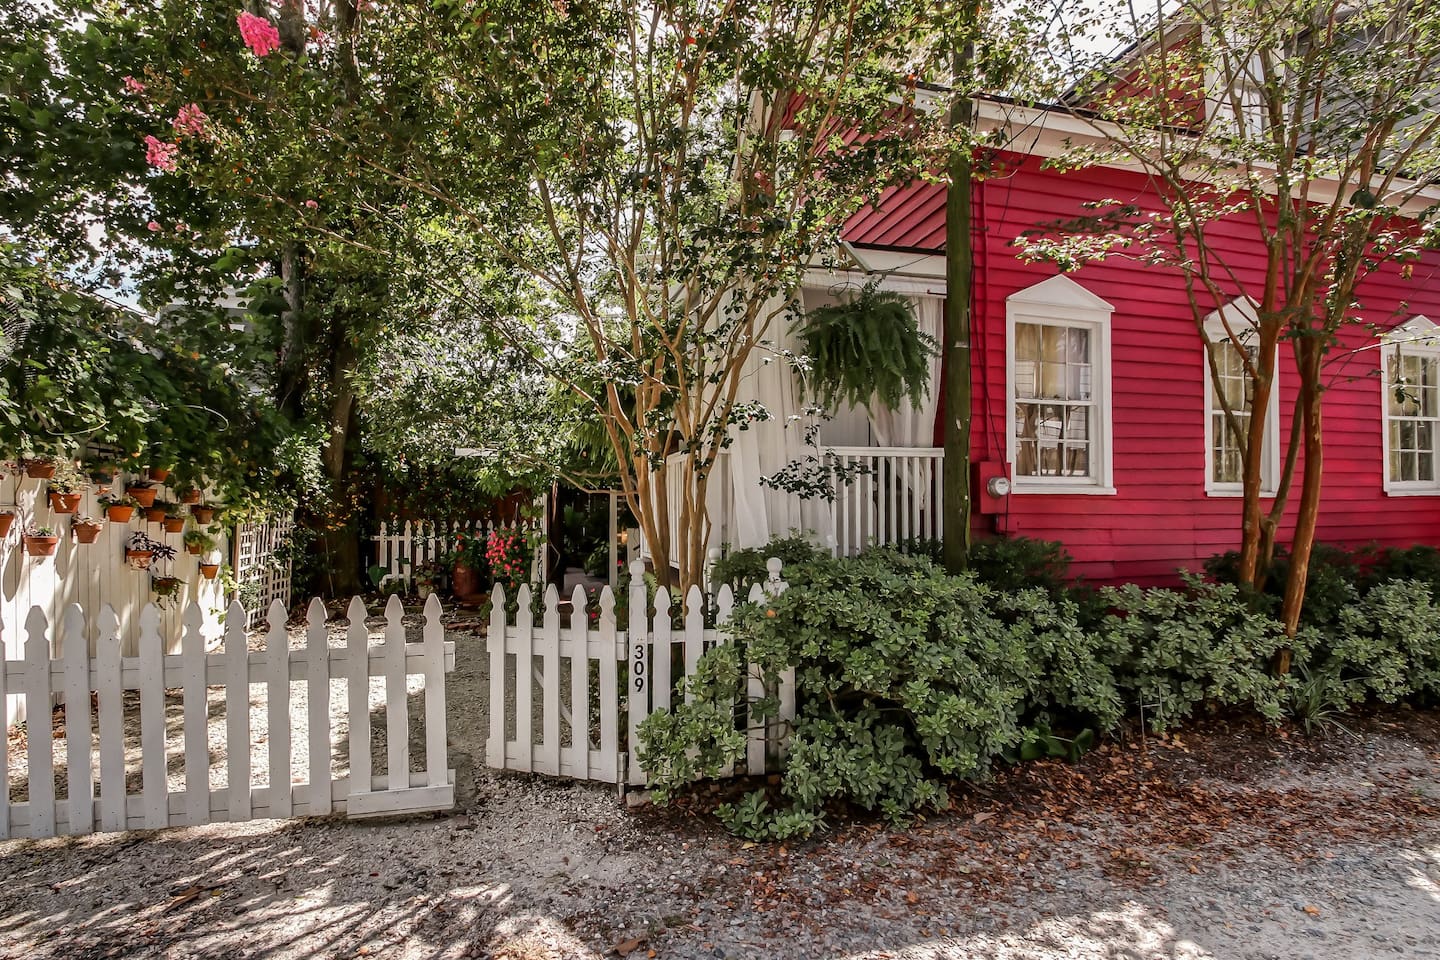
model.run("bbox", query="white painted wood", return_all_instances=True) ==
[383,594,409,791]
[421,593,449,789]
[345,596,371,804]
[567,584,590,779]
[224,600,252,822]
[597,586,618,783]
[626,561,649,786]
[60,604,92,835]
[684,585,705,704]
[96,605,125,832]
[0,605,8,839]
[486,583,505,770]
[24,606,54,838]
[264,599,292,818]
[181,603,209,827]
[540,584,561,776]
[745,583,767,776]
[305,597,332,816]
[138,604,167,830]
[514,583,534,772]
[652,587,672,715]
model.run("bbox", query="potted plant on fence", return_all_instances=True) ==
[72,515,103,544]
[198,559,222,580]
[451,531,487,600]
[87,460,118,487]
[0,508,14,538]
[46,462,88,514]
[125,530,174,570]
[146,465,171,483]
[99,494,138,522]
[126,479,158,508]
[151,573,183,606]
[162,503,187,534]
[24,524,60,557]
[23,457,57,480]
[191,503,217,524]
[144,498,173,524]
[178,486,202,505]
[184,528,216,556]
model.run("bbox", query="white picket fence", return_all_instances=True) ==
[486,559,793,786]
[0,593,454,840]
[372,516,546,590]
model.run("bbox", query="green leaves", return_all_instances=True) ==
[795,285,937,414]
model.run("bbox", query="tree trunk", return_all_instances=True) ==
[1235,330,1280,587]
[942,37,976,575]
[1278,344,1324,653]
[314,332,363,596]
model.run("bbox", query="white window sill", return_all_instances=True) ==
[1011,484,1118,496]
[1205,488,1277,498]
[1385,486,1440,497]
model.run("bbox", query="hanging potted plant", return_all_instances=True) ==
[183,528,215,556]
[144,498,172,524]
[23,457,57,480]
[125,530,173,570]
[178,486,202,505]
[147,465,171,483]
[162,504,187,534]
[190,503,217,524]
[126,479,158,508]
[151,574,183,606]
[24,524,60,557]
[0,508,14,538]
[87,460,118,487]
[72,515,103,544]
[99,494,138,523]
[198,560,221,580]
[46,462,88,514]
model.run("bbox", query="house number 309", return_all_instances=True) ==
[632,643,646,692]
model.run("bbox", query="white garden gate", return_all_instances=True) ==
[0,593,454,839]
[486,559,793,786]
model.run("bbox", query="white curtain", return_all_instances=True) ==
[868,294,943,448]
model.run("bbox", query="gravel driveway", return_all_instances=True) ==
[1,607,1438,960]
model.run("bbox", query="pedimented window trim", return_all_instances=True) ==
[1381,315,1440,496]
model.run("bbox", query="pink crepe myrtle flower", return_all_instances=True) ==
[122,75,147,95]
[143,135,179,172]
[146,220,162,232]
[237,11,282,57]
[171,103,208,138]
[304,199,318,209]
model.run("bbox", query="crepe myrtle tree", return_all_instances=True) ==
[1022,0,1440,646]
[112,0,954,593]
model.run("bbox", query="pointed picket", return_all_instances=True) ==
[224,601,252,821]
[96,606,125,832]
[24,607,55,838]
[305,597,332,816]
[710,587,736,779]
[567,584,590,779]
[597,586,619,782]
[486,583,505,769]
[421,593,448,788]
[265,599,292,818]
[0,608,8,839]
[539,584,560,776]
[383,594,408,790]
[683,585,705,704]
[138,604,167,829]
[652,586,672,714]
[61,604,93,835]
[514,583,534,772]
[626,562,649,786]
[345,595,372,804]
[178,603,209,826]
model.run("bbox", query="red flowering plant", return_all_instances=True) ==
[485,527,531,595]
[451,530,487,574]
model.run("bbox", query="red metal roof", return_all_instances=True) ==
[843,181,947,252]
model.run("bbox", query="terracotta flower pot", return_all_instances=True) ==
[452,562,482,599]
[180,488,201,504]
[24,535,59,557]
[163,517,186,534]
[105,504,136,523]
[143,505,167,523]
[0,512,13,538]
[199,563,220,580]
[191,505,216,524]
[147,466,170,482]
[127,485,158,508]
[186,543,201,555]
[48,491,83,514]
[24,460,56,480]
[73,522,103,544]
[126,548,154,569]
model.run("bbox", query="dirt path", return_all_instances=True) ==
[2,614,1439,959]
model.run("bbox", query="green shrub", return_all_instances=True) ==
[1203,543,1363,628]
[1098,575,1295,731]
[1363,545,1440,597]
[1316,580,1440,704]
[637,550,1121,839]
[968,536,1075,595]
[709,533,832,594]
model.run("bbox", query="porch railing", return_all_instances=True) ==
[825,446,944,557]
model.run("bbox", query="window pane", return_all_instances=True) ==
[1421,451,1435,482]
[1041,325,1065,362]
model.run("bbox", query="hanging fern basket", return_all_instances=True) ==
[794,285,936,415]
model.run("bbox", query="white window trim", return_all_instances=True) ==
[1381,315,1440,496]
[1005,275,1116,494]
[1202,297,1280,498]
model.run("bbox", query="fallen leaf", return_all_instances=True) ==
[613,937,646,957]
[1303,905,1321,916]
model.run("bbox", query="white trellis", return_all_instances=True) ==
[0,593,454,840]
[486,559,793,786]
[232,514,295,629]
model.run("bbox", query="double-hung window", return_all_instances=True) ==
[1006,276,1115,493]
[1382,316,1440,495]
[1203,298,1279,495]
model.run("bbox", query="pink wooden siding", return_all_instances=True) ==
[846,155,1440,585]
